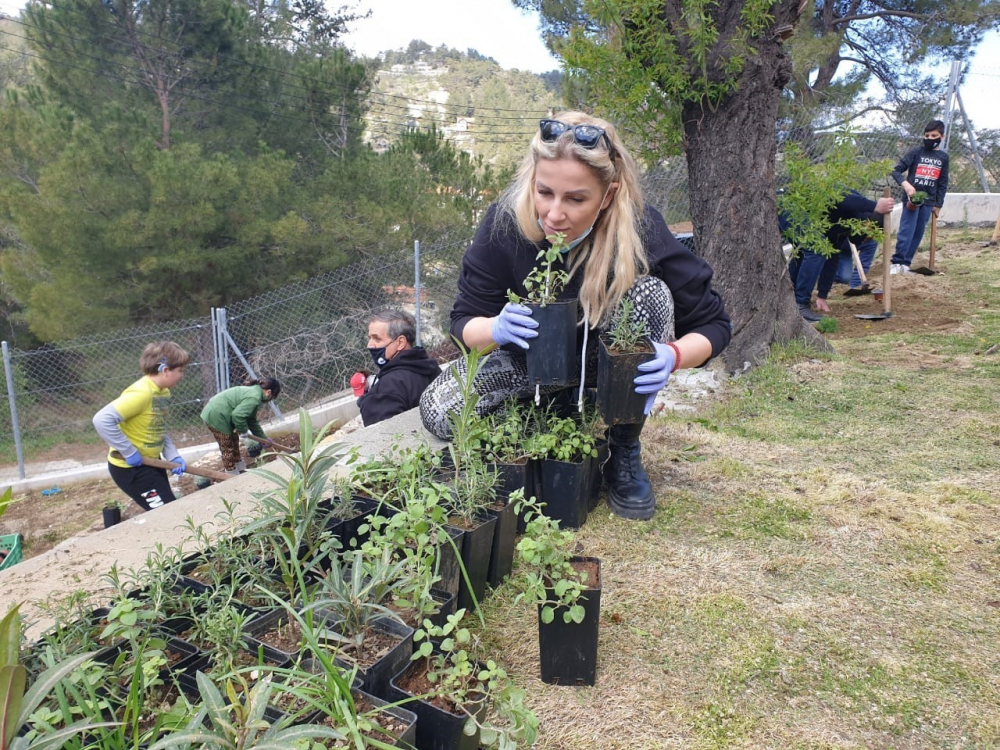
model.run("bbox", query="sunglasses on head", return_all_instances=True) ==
[539,119,615,157]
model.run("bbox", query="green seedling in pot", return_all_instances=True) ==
[908,190,929,207]
[508,232,571,306]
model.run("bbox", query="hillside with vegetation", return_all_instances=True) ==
[365,40,562,170]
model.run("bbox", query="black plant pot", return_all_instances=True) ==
[447,514,497,613]
[499,458,539,535]
[525,300,577,386]
[538,457,590,529]
[327,617,415,701]
[102,507,121,528]
[333,495,381,551]
[486,500,516,588]
[434,525,466,599]
[387,659,486,750]
[587,438,609,513]
[596,335,656,425]
[538,556,602,686]
[350,688,418,749]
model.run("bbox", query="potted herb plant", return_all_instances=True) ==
[387,608,538,750]
[527,415,598,529]
[907,190,929,210]
[306,548,415,700]
[509,232,577,386]
[597,298,656,425]
[513,496,602,686]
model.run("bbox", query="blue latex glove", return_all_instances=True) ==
[491,302,538,349]
[170,456,187,476]
[124,450,144,468]
[634,341,676,415]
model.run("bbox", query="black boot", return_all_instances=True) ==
[604,420,655,520]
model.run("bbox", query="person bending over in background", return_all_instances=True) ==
[200,377,281,475]
[358,309,440,427]
[419,112,730,521]
[92,341,190,511]
[787,190,895,320]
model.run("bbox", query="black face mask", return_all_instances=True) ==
[924,137,941,150]
[368,347,388,368]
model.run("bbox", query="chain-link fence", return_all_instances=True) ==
[0,228,476,478]
[3,87,997,478]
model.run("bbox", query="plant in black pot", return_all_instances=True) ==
[597,298,656,425]
[387,608,538,750]
[509,232,577,387]
[102,498,124,529]
[907,190,929,210]
[526,414,598,529]
[513,495,602,686]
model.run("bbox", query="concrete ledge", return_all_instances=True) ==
[888,193,1000,233]
[0,406,444,638]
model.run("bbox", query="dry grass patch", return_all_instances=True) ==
[476,230,1000,749]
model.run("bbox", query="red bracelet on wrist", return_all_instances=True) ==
[666,342,682,373]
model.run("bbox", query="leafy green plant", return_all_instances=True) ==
[148,672,345,750]
[507,232,571,305]
[908,190,929,206]
[525,416,597,464]
[778,133,892,259]
[410,609,538,749]
[1,604,114,750]
[512,494,590,625]
[604,298,650,353]
[307,549,408,662]
[483,400,534,465]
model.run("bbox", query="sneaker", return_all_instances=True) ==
[890,263,913,275]
[798,304,823,322]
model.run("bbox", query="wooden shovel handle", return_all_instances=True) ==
[849,241,868,286]
[251,436,295,453]
[882,186,892,313]
[110,452,232,482]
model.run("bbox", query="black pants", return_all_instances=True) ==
[107,463,177,511]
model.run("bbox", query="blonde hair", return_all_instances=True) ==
[140,341,190,375]
[498,111,647,326]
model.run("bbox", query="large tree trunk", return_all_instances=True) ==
[682,22,828,370]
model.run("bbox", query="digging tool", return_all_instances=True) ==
[856,187,894,321]
[911,213,938,275]
[842,241,871,296]
[110,451,231,482]
[247,435,295,453]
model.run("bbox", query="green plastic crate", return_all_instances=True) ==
[0,533,22,571]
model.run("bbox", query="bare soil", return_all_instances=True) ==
[1,432,300,561]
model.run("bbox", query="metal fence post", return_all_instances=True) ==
[2,341,25,480]
[221,329,284,422]
[414,240,422,347]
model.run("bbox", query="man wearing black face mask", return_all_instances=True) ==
[890,119,949,274]
[358,309,441,427]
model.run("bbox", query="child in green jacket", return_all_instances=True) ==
[200,377,281,474]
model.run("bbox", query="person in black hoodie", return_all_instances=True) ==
[419,112,730,521]
[890,119,949,274]
[358,309,440,427]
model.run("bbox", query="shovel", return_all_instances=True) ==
[842,241,871,296]
[856,187,894,321]
[110,451,232,483]
[247,435,296,453]
[910,213,938,275]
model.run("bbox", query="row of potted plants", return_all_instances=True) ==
[8,375,607,749]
